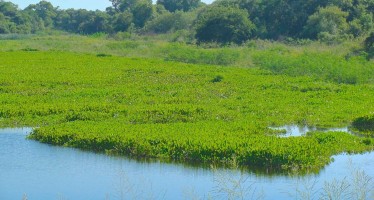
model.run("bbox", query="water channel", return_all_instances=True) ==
[269,125,351,137]
[0,128,373,199]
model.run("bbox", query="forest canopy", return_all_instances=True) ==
[0,0,373,44]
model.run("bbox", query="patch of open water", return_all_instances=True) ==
[0,128,373,199]
[269,125,351,137]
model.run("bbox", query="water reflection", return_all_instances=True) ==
[269,125,351,137]
[0,128,372,199]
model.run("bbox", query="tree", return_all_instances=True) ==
[110,0,137,12]
[113,10,133,32]
[25,0,57,28]
[212,0,335,39]
[109,0,122,11]
[13,11,44,33]
[0,1,47,34]
[303,6,350,40]
[109,0,152,28]
[157,0,201,12]
[131,0,153,27]
[0,12,11,33]
[195,6,255,44]
[145,10,193,33]
[0,1,18,18]
[78,11,110,34]
[349,13,373,37]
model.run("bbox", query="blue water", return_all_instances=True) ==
[269,125,351,137]
[0,128,373,200]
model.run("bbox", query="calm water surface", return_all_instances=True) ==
[270,125,351,137]
[0,128,373,200]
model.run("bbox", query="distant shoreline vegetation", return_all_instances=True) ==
[0,0,373,45]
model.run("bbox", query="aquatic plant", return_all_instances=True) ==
[0,48,373,171]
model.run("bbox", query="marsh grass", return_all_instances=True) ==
[0,34,33,40]
[0,34,373,171]
[0,50,371,170]
[0,34,370,73]
[5,33,373,200]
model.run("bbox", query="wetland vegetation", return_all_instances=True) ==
[0,0,373,175]
[0,37,373,172]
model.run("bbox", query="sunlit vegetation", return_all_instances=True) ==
[1,0,373,44]
[0,47,373,172]
[252,50,374,84]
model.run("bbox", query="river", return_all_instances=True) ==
[0,128,373,199]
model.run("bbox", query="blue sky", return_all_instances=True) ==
[9,0,214,10]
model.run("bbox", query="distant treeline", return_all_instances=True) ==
[0,0,373,44]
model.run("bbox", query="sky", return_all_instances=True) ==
[8,0,215,10]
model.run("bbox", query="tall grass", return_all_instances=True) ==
[163,43,240,66]
[252,50,374,84]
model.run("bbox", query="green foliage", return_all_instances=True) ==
[131,0,153,28]
[1,0,374,42]
[28,122,374,171]
[0,1,45,34]
[157,0,201,12]
[194,6,255,44]
[303,6,350,42]
[109,0,153,28]
[252,49,374,84]
[96,53,112,57]
[145,11,194,34]
[53,9,111,34]
[163,44,240,65]
[25,1,57,28]
[211,75,223,83]
[0,33,32,40]
[77,11,111,34]
[113,11,133,32]
[216,0,331,39]
[110,0,137,12]
[0,50,373,171]
[214,0,374,40]
[348,14,373,37]
[21,47,38,51]
[168,29,195,43]
[0,1,18,17]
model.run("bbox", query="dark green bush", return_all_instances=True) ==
[194,6,255,44]
[211,75,223,83]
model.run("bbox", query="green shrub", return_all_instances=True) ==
[194,6,255,44]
